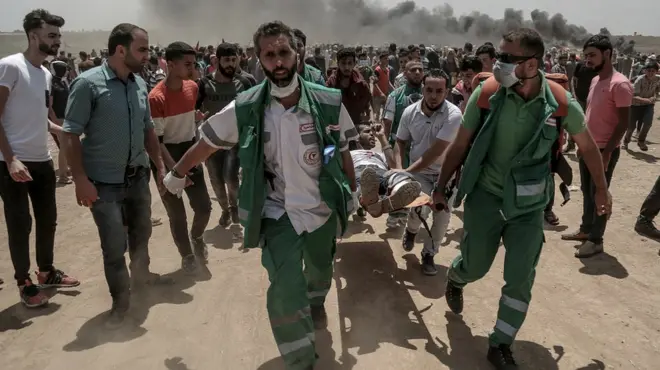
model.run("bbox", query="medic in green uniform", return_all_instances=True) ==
[432,29,613,370]
[163,22,358,370]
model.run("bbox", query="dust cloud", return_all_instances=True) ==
[139,0,623,49]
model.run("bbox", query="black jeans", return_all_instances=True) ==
[578,148,620,244]
[90,168,152,302]
[206,147,239,212]
[639,175,660,221]
[624,104,654,144]
[155,141,212,257]
[0,160,57,285]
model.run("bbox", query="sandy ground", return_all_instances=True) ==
[1,116,660,370]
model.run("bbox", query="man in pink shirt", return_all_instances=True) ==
[562,35,633,258]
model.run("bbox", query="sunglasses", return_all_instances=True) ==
[496,52,537,64]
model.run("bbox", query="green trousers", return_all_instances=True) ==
[261,213,337,370]
[448,187,544,346]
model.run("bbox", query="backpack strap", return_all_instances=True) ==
[476,76,500,110]
[546,79,569,118]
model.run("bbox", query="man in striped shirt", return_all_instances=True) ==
[150,42,212,273]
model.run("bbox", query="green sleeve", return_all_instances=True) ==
[563,92,587,136]
[461,84,483,131]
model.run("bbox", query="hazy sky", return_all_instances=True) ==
[0,0,657,36]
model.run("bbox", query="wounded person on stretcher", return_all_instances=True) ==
[351,124,422,217]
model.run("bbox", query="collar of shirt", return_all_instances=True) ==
[505,71,551,104]
[259,76,316,116]
[102,61,136,82]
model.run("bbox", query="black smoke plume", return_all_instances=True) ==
[139,0,632,52]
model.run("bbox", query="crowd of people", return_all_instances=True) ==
[1,7,660,370]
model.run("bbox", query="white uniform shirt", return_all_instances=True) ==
[351,149,387,170]
[396,100,462,175]
[200,99,357,235]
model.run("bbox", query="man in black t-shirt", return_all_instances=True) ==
[48,61,71,184]
[565,61,598,152]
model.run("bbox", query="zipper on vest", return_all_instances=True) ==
[499,209,507,221]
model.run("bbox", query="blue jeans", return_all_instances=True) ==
[90,167,152,303]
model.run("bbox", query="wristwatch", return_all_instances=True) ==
[170,168,185,179]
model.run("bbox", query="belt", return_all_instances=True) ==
[125,166,144,178]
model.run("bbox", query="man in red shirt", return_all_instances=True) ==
[372,51,393,122]
[562,35,633,258]
[149,42,212,273]
[326,47,371,130]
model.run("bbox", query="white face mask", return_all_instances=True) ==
[269,73,300,98]
[492,61,520,88]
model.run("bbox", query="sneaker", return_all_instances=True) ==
[311,305,328,330]
[560,230,589,241]
[192,237,209,262]
[638,141,649,152]
[622,142,629,150]
[445,280,464,314]
[36,269,80,288]
[105,308,127,330]
[635,217,660,240]
[367,181,421,217]
[421,254,437,276]
[487,344,518,370]
[402,230,416,252]
[574,241,604,258]
[218,210,231,227]
[230,206,240,224]
[386,215,400,229]
[19,280,49,308]
[356,207,367,219]
[359,167,381,207]
[181,254,198,274]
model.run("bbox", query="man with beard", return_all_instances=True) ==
[163,21,358,370]
[326,47,371,128]
[433,28,612,369]
[293,28,325,86]
[393,50,410,88]
[382,60,423,228]
[149,42,212,273]
[196,43,248,227]
[562,35,632,258]
[551,54,568,74]
[396,69,462,275]
[62,23,168,328]
[0,8,80,308]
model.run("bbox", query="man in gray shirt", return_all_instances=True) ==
[62,23,167,328]
[395,69,462,276]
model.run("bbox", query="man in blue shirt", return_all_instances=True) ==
[62,23,168,328]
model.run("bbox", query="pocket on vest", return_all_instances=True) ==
[511,163,549,209]
[532,123,559,159]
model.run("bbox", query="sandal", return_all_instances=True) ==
[544,210,560,226]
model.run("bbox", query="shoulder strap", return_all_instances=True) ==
[476,76,500,109]
[547,79,569,118]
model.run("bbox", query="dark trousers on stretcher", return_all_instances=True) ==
[448,186,544,346]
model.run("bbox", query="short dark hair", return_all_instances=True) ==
[389,43,397,52]
[464,42,474,53]
[79,51,88,59]
[398,50,410,58]
[460,55,483,73]
[216,43,238,57]
[502,28,545,59]
[337,47,356,62]
[23,9,65,36]
[422,68,450,86]
[292,28,307,47]
[253,21,296,56]
[149,55,158,65]
[378,50,389,58]
[476,44,496,59]
[164,41,196,61]
[583,34,613,56]
[108,23,147,56]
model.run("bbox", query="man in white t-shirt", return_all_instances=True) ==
[395,69,462,276]
[351,124,421,218]
[0,9,79,309]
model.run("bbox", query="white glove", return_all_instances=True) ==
[163,171,186,198]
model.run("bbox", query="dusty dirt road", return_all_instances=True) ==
[1,120,660,370]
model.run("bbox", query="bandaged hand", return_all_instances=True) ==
[163,171,187,198]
